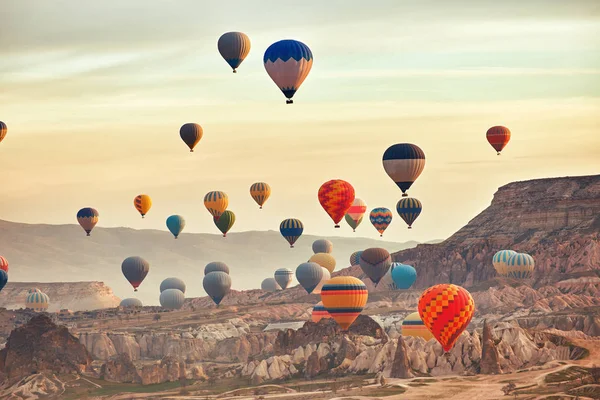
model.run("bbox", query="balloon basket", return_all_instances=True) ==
[290,245,294,248]
[334,225,340,228]
[259,206,263,209]
[86,233,90,237]
[402,193,408,197]
[233,70,237,73]
[190,149,194,153]
[497,152,501,155]
[286,99,293,104]
[408,226,412,229]
[223,234,226,238]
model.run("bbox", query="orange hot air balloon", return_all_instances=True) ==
[318,180,355,228]
[418,284,475,352]
[486,126,511,155]
[320,276,368,331]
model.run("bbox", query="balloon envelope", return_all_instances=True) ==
[312,301,331,323]
[204,261,230,276]
[26,291,50,312]
[218,32,251,72]
[345,214,364,232]
[0,256,8,272]
[382,143,426,196]
[160,288,185,310]
[369,208,392,237]
[0,121,6,143]
[309,253,336,273]
[0,270,7,292]
[134,194,152,218]
[274,268,294,289]
[391,263,417,289]
[120,298,143,307]
[318,180,355,228]
[263,39,313,104]
[506,253,535,279]
[214,210,235,237]
[312,239,333,254]
[359,248,392,285]
[122,256,150,291]
[349,251,363,267]
[486,126,511,155]
[401,312,434,341]
[396,198,422,228]
[321,276,368,331]
[280,218,303,248]
[347,198,367,221]
[261,278,281,292]
[493,250,517,276]
[180,123,203,152]
[311,267,331,295]
[166,215,185,238]
[204,191,228,219]
[250,182,271,209]
[295,262,323,294]
[77,207,99,236]
[203,271,231,305]
[160,277,186,294]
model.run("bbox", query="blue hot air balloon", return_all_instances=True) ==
[280,218,304,248]
[166,215,185,238]
[396,198,422,229]
[0,270,7,292]
[390,263,417,289]
[264,40,313,104]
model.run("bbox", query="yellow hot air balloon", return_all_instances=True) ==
[401,312,434,341]
[204,191,228,219]
[309,253,336,274]
[320,276,368,331]
[250,182,271,209]
[134,194,152,218]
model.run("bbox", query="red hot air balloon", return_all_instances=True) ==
[486,126,511,155]
[418,284,475,352]
[318,180,355,228]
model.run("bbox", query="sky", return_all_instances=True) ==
[0,0,599,244]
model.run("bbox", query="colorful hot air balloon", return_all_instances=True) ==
[204,191,228,219]
[492,250,517,276]
[250,182,271,209]
[77,207,99,236]
[321,276,368,331]
[203,271,231,305]
[0,256,8,273]
[369,208,392,237]
[166,215,185,239]
[318,180,355,228]
[295,262,323,294]
[180,123,203,152]
[205,261,230,275]
[349,251,363,267]
[382,143,426,197]
[418,284,475,352]
[345,214,364,232]
[396,198,422,229]
[263,39,313,104]
[506,253,535,279]
[121,256,150,292]
[214,210,235,237]
[26,291,50,312]
[274,268,294,289]
[312,301,331,323]
[160,288,185,310]
[0,270,7,292]
[312,267,331,295]
[312,239,333,254]
[391,263,417,289]
[359,248,392,286]
[309,253,336,274]
[160,277,186,294]
[401,312,434,341]
[27,288,41,295]
[347,198,367,222]
[0,121,7,144]
[218,32,251,73]
[486,126,511,155]
[280,218,303,248]
[261,278,281,292]
[134,194,152,218]
[120,298,143,308]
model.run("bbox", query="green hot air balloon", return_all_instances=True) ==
[359,248,392,286]
[204,261,230,275]
[345,213,364,232]
[214,210,235,237]
[159,288,185,310]
[203,271,232,306]
[295,262,324,294]
[122,256,150,292]
[166,215,185,238]
[160,277,186,294]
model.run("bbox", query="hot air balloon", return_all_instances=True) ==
[349,251,363,267]
[214,210,235,237]
[506,253,535,279]
[345,214,364,232]
[121,256,149,292]
[401,312,434,341]
[77,207,99,236]
[120,298,143,308]
[318,180,355,228]
[312,301,331,323]
[26,291,50,312]
[312,239,333,254]
[418,284,475,352]
[382,143,426,197]
[274,268,294,289]
[486,126,511,155]
[347,198,367,223]
[492,250,517,277]
[295,262,323,294]
[250,182,271,209]
[204,191,228,219]
[309,253,336,274]
[203,271,231,305]
[369,207,392,237]
[312,267,331,295]
[261,278,281,292]
[263,39,313,104]
[166,215,185,239]
[204,261,230,276]
[218,32,251,73]
[280,218,303,248]
[321,276,368,331]
[180,123,203,152]
[359,248,392,286]
[160,277,186,294]
[0,121,6,144]
[391,263,417,289]
[0,270,7,292]
[134,194,152,218]
[160,288,185,310]
[396,198,422,229]
[0,256,8,273]
[27,288,41,295]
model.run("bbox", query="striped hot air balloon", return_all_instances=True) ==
[134,194,152,218]
[160,277,186,294]
[486,126,511,155]
[77,207,99,236]
[506,253,535,279]
[359,248,392,286]
[492,250,517,276]
[401,312,434,341]
[418,284,475,352]
[369,208,392,237]
[312,239,333,254]
[214,210,235,237]
[204,261,230,276]
[204,191,228,219]
[396,197,422,229]
[26,291,50,312]
[349,251,363,267]
[159,289,185,310]
[0,121,7,144]
[321,276,368,331]
[180,123,203,152]
[0,256,8,273]
[218,32,251,73]
[280,218,303,248]
[274,268,294,289]
[250,182,271,209]
[347,198,367,223]
[309,253,336,273]
[318,180,355,228]
[264,39,313,104]
[311,301,331,323]
[382,143,426,197]
[120,298,143,307]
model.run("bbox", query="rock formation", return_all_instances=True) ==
[390,335,413,378]
[480,320,502,374]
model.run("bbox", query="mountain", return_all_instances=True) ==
[0,221,419,306]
